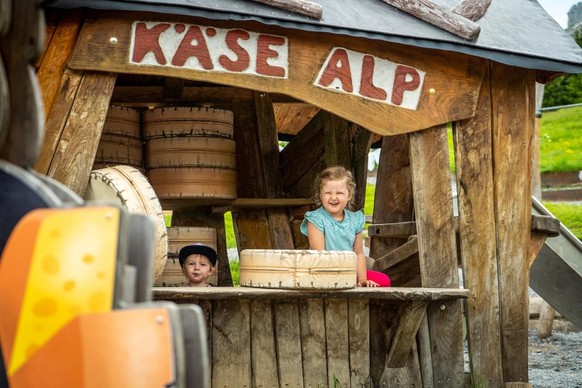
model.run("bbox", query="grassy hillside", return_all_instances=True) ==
[539,106,582,172]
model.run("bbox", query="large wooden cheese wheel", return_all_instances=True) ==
[147,167,237,199]
[145,137,236,169]
[142,107,233,140]
[239,249,357,289]
[155,226,218,287]
[93,106,143,170]
[84,165,168,280]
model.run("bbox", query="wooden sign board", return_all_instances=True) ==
[69,15,485,135]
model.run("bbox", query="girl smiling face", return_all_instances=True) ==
[319,178,352,221]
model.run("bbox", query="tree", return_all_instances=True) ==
[542,27,582,108]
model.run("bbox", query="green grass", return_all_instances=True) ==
[543,202,582,239]
[539,106,582,172]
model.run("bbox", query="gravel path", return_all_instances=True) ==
[529,330,582,388]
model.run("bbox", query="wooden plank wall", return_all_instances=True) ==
[490,63,535,384]
[195,297,373,387]
[453,62,504,385]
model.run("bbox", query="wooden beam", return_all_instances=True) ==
[37,10,82,121]
[369,221,417,239]
[69,16,485,136]
[454,62,504,385]
[409,124,465,385]
[386,300,428,368]
[249,0,323,19]
[374,237,418,272]
[452,0,492,22]
[380,0,481,40]
[491,63,536,383]
[153,286,470,302]
[36,70,117,195]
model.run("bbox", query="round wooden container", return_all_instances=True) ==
[147,167,237,199]
[103,105,141,138]
[155,226,218,287]
[142,107,234,140]
[84,165,168,280]
[239,249,357,289]
[145,137,236,169]
[94,106,143,170]
[95,133,143,167]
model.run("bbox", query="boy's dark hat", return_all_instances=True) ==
[178,244,217,266]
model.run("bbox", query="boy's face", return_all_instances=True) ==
[182,254,214,287]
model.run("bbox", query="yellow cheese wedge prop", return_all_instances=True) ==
[10,308,176,388]
[0,206,120,376]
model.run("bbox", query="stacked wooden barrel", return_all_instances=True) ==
[93,106,143,171]
[142,107,236,199]
[155,226,218,286]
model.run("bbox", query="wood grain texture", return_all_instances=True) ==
[274,300,304,386]
[491,63,535,383]
[250,300,278,386]
[452,0,492,22]
[299,299,328,386]
[322,110,351,170]
[324,298,350,387]
[42,71,116,195]
[386,300,428,368]
[380,0,481,40]
[37,10,82,121]
[212,299,252,386]
[153,286,469,302]
[369,135,415,260]
[68,16,485,136]
[274,103,319,135]
[348,299,371,387]
[250,0,323,19]
[409,124,464,385]
[35,69,83,174]
[453,62,503,385]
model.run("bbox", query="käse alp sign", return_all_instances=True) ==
[130,21,425,110]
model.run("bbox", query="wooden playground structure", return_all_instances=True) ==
[3,0,582,386]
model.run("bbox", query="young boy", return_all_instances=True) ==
[178,243,217,287]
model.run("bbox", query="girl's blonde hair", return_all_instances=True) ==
[313,165,357,210]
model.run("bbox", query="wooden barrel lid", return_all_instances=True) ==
[142,107,233,139]
[84,165,168,280]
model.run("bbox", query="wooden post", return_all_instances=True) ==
[490,63,536,383]
[231,92,294,250]
[35,70,116,195]
[409,124,465,386]
[351,124,373,211]
[369,135,417,285]
[453,62,504,385]
[37,10,82,121]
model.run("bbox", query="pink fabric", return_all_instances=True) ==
[366,270,391,287]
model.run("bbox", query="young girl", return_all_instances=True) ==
[300,166,391,287]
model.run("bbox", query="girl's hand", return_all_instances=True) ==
[357,279,379,287]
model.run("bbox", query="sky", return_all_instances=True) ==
[537,0,579,28]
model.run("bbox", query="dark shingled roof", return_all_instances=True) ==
[48,0,582,73]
